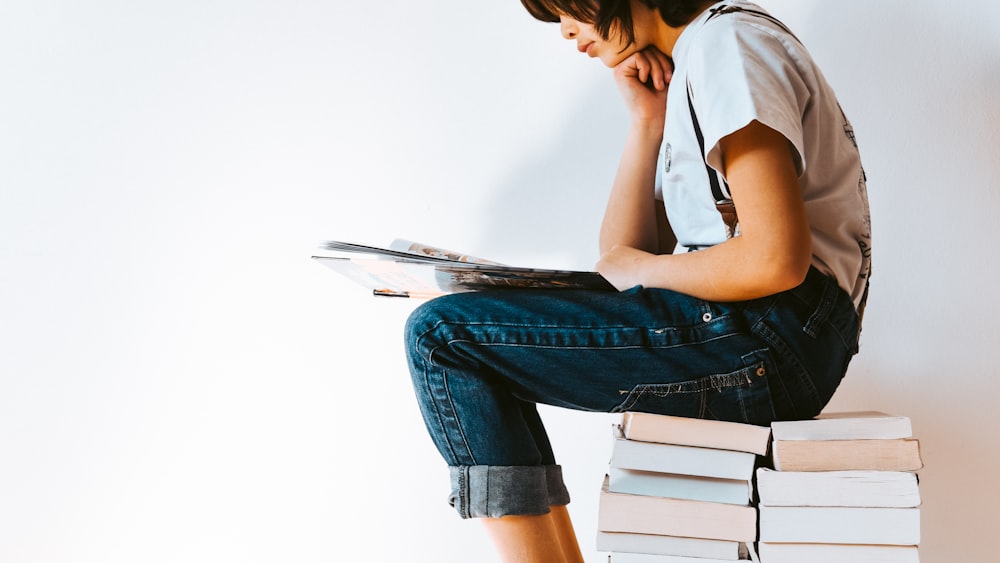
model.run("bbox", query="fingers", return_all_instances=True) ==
[639,47,673,91]
[612,46,671,125]
[616,47,673,91]
[647,47,674,88]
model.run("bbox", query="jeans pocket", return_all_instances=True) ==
[611,350,777,426]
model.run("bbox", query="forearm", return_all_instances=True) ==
[598,123,664,256]
[623,236,810,301]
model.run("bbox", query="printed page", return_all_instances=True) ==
[389,239,505,266]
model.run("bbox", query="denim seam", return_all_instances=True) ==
[414,322,480,466]
[437,331,742,354]
[441,368,479,466]
[420,317,731,332]
[459,466,471,519]
[614,361,764,412]
[753,321,820,410]
[698,388,709,419]
[802,279,836,338]
[416,354,463,464]
[788,287,855,351]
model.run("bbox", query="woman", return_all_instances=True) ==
[404,1,871,560]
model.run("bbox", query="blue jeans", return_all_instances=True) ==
[404,267,861,518]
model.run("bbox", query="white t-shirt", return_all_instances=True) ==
[656,1,872,310]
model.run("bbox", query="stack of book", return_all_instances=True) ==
[596,412,771,562]
[757,411,924,563]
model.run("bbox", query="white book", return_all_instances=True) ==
[756,468,921,507]
[758,542,920,563]
[770,411,912,441]
[607,552,748,563]
[759,505,920,545]
[609,467,751,505]
[596,531,742,560]
[620,412,771,455]
[599,477,757,542]
[610,432,757,481]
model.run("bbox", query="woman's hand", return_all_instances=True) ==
[613,46,673,129]
[596,245,653,291]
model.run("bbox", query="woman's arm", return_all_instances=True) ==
[597,119,812,300]
[598,47,674,257]
[598,123,666,255]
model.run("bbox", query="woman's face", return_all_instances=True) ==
[558,4,657,67]
[559,15,635,67]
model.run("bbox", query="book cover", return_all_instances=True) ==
[609,467,751,505]
[755,467,921,508]
[758,505,921,545]
[598,477,757,542]
[770,411,912,441]
[620,412,771,455]
[771,438,923,472]
[610,430,758,481]
[313,240,614,298]
[757,542,920,563]
[596,531,743,560]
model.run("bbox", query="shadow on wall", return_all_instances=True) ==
[472,78,627,271]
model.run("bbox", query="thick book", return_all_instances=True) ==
[757,542,920,563]
[313,239,614,298]
[770,411,912,441]
[596,531,744,560]
[620,412,771,455]
[758,505,921,545]
[610,429,758,481]
[598,477,757,542]
[756,467,921,507]
[771,438,924,472]
[609,467,751,505]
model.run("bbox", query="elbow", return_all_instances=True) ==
[772,258,811,293]
[737,232,811,297]
[760,245,812,295]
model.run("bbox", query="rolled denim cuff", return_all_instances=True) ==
[448,464,571,519]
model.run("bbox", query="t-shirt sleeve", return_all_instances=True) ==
[686,20,811,178]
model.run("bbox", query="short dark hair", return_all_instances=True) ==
[520,0,709,43]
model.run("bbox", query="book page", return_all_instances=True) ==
[389,239,505,266]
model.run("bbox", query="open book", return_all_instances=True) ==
[312,239,614,299]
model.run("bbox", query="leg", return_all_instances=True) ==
[404,273,856,556]
[405,287,780,471]
[480,505,583,563]
[549,505,585,563]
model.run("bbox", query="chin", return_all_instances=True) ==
[601,53,627,67]
[603,47,640,68]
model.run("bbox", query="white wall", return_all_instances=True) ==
[1,1,997,561]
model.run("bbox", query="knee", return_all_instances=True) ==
[404,297,445,352]
[404,294,469,358]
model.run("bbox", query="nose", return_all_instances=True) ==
[559,16,577,39]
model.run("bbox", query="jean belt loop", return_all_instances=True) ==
[802,268,838,338]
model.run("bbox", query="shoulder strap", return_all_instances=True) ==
[686,81,739,238]
[686,81,730,204]
[685,4,800,238]
[707,4,802,44]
